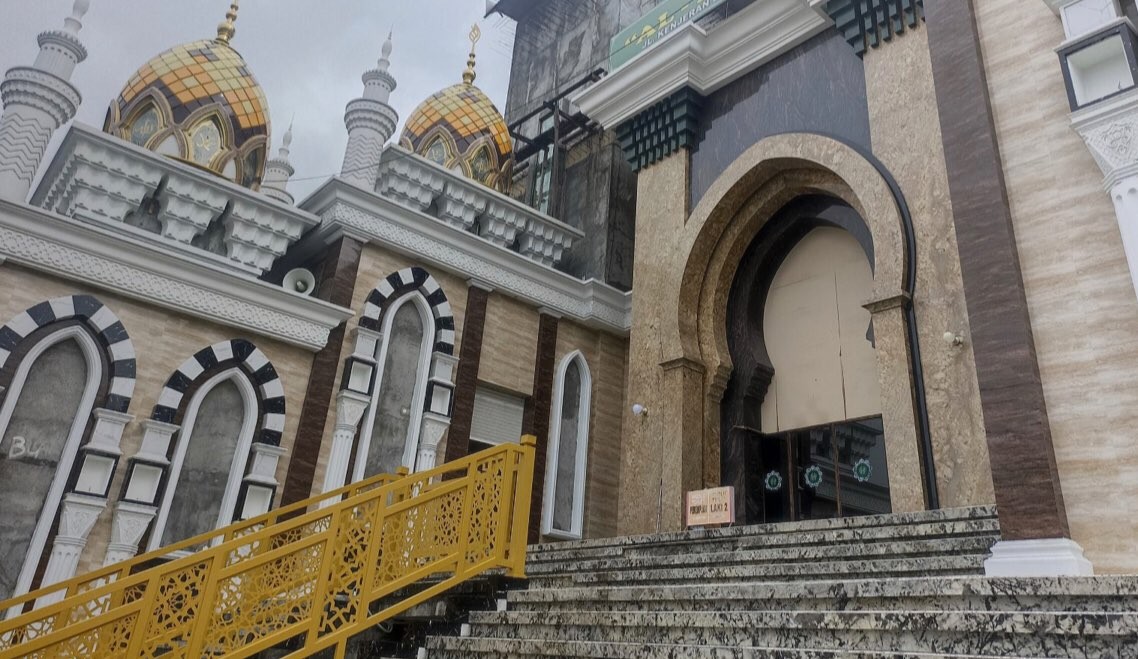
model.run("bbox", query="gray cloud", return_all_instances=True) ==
[0,0,515,199]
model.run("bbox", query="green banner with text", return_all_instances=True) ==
[610,0,728,71]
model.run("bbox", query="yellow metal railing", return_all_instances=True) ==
[0,436,536,659]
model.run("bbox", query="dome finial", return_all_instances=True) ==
[216,0,239,44]
[463,24,481,85]
[64,0,90,35]
[378,30,393,72]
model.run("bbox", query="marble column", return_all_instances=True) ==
[321,389,374,498]
[103,501,157,566]
[37,493,104,606]
[658,357,705,531]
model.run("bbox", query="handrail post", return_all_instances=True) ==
[509,436,538,577]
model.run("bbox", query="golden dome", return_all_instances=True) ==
[103,2,270,188]
[399,26,513,192]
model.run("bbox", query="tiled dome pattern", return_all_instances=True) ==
[104,38,270,188]
[400,82,513,192]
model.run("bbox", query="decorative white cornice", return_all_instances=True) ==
[299,179,633,334]
[31,124,321,274]
[0,197,354,351]
[573,0,829,129]
[1071,87,1138,188]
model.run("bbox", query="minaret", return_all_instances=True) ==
[340,32,399,189]
[261,121,295,204]
[0,0,90,201]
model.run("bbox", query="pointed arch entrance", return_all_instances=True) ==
[622,132,936,531]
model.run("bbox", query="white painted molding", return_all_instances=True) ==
[31,124,321,275]
[300,179,633,334]
[0,196,354,351]
[38,493,105,604]
[1071,87,1138,188]
[572,0,830,129]
[103,500,157,566]
[321,389,374,499]
[984,538,1094,577]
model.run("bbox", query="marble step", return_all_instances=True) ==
[461,609,1137,658]
[528,519,1000,566]
[530,555,987,588]
[508,576,1138,615]
[526,536,997,576]
[527,506,998,560]
[425,636,1048,659]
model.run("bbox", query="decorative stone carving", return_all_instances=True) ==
[103,500,157,566]
[1072,88,1138,299]
[481,198,528,248]
[226,198,312,272]
[321,389,375,498]
[439,180,487,231]
[376,153,445,212]
[39,493,105,602]
[158,172,230,244]
[341,35,399,190]
[31,124,321,275]
[416,411,451,472]
[519,216,576,266]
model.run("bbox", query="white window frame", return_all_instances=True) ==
[0,327,102,598]
[354,293,434,480]
[148,368,257,552]
[541,351,592,540]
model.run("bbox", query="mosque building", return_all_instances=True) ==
[0,0,1137,654]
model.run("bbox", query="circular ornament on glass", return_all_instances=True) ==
[804,464,823,489]
[764,470,783,492]
[854,458,873,483]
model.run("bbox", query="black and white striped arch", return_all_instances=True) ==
[361,267,455,356]
[0,295,136,413]
[152,339,286,446]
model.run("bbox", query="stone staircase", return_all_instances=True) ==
[425,506,1138,658]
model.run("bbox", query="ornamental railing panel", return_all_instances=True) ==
[0,437,536,659]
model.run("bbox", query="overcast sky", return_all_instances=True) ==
[0,0,516,199]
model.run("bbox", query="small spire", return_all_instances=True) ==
[462,24,481,85]
[279,118,293,159]
[378,30,393,73]
[216,0,239,44]
[63,0,90,35]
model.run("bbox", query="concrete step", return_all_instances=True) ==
[526,507,998,563]
[530,555,988,588]
[507,576,1138,615]
[526,536,997,576]
[461,609,1137,658]
[425,636,1048,659]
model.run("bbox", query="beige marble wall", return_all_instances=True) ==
[976,0,1138,574]
[863,26,995,508]
[0,263,317,577]
[622,153,691,535]
[479,294,539,396]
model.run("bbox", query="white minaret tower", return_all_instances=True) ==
[261,121,295,204]
[0,0,90,201]
[340,32,398,189]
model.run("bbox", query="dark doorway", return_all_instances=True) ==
[751,416,891,525]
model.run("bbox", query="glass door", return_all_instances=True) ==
[752,417,891,524]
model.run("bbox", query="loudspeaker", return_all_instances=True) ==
[283,268,316,296]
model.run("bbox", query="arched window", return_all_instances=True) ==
[542,352,592,540]
[150,369,258,550]
[0,327,102,600]
[355,293,434,479]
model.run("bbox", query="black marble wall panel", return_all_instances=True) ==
[560,137,636,290]
[690,30,873,208]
